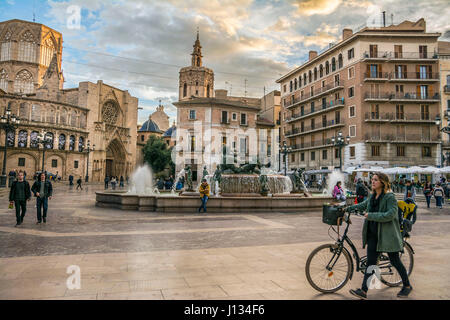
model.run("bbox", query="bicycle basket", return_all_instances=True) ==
[322,204,344,226]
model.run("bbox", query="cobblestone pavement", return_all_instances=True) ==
[0,183,449,300]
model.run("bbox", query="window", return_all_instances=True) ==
[0,68,8,91]
[189,110,196,120]
[52,159,58,168]
[395,65,407,79]
[310,86,314,96]
[421,105,429,120]
[314,67,317,81]
[294,78,297,90]
[335,111,341,124]
[419,45,427,59]
[14,69,34,94]
[301,121,304,132]
[397,146,405,157]
[18,31,37,63]
[348,48,354,60]
[232,113,237,121]
[308,70,312,83]
[348,67,355,79]
[319,64,323,78]
[183,83,187,97]
[396,84,404,93]
[301,153,305,162]
[349,125,356,137]
[30,131,39,148]
[18,158,25,167]
[419,85,429,99]
[78,136,85,152]
[325,61,329,75]
[190,136,195,152]
[422,146,431,157]
[322,149,327,160]
[69,135,75,151]
[349,105,355,118]
[298,76,302,88]
[141,135,144,142]
[74,160,79,169]
[207,84,210,97]
[371,104,379,119]
[1,41,12,61]
[290,80,293,92]
[396,105,404,120]
[221,110,228,123]
[350,146,355,158]
[18,130,27,147]
[394,45,403,58]
[331,57,336,72]
[240,113,247,125]
[240,137,247,154]
[311,119,315,130]
[369,44,378,58]
[338,54,343,69]
[311,151,315,161]
[348,86,354,98]
[283,84,286,93]
[335,148,340,159]
[311,102,315,113]
[371,145,380,156]
[291,153,295,162]
[44,132,53,149]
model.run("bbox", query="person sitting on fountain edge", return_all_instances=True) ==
[198,178,210,213]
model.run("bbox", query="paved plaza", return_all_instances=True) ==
[0,183,449,300]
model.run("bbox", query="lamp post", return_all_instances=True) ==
[37,131,52,173]
[331,132,350,172]
[434,115,450,167]
[0,105,20,188]
[85,140,95,182]
[279,141,292,176]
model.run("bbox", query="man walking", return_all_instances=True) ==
[9,171,31,227]
[76,176,83,190]
[404,180,416,201]
[198,178,210,213]
[104,176,109,189]
[69,174,74,186]
[31,172,53,224]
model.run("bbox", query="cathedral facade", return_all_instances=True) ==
[0,19,138,182]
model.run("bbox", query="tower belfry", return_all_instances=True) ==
[191,29,202,67]
[178,30,214,101]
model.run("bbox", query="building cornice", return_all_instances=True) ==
[173,98,261,111]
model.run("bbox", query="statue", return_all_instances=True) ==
[212,165,222,184]
[259,173,270,196]
[292,168,305,192]
[202,166,209,179]
[184,165,193,191]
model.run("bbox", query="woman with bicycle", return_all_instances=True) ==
[347,172,412,299]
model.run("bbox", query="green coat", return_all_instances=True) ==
[347,192,403,253]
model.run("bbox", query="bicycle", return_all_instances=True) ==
[305,204,414,293]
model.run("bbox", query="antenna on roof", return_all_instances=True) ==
[33,0,36,22]
[391,13,394,26]
[244,79,248,98]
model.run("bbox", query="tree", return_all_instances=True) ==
[142,135,173,174]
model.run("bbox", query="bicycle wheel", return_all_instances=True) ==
[380,242,414,287]
[305,243,352,293]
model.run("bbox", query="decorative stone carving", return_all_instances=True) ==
[102,101,119,125]
[20,30,35,43]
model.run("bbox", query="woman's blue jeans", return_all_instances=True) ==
[436,196,443,208]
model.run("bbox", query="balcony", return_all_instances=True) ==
[390,92,440,103]
[390,113,439,123]
[444,85,450,94]
[364,92,391,101]
[362,51,390,61]
[290,139,334,151]
[364,112,391,122]
[363,72,389,81]
[364,133,439,143]
[285,120,344,137]
[389,72,440,82]
[285,80,344,108]
[285,98,345,122]
[362,51,438,61]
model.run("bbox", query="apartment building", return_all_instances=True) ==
[276,18,442,171]
[438,41,450,165]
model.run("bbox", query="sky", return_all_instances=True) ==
[1,0,449,126]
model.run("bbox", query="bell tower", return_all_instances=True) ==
[178,30,214,101]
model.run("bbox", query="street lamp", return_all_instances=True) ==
[331,132,350,172]
[279,141,292,176]
[0,105,20,187]
[37,130,52,173]
[85,140,95,182]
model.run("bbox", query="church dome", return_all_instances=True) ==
[163,125,176,138]
[139,118,162,133]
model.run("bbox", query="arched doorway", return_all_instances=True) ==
[105,138,126,177]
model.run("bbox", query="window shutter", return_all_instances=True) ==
[379,64,382,76]
[429,86,433,98]
[416,85,420,97]
[416,65,420,79]
[366,65,370,77]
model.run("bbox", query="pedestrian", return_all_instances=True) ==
[332,181,346,202]
[347,172,412,299]
[198,178,210,213]
[423,182,433,209]
[76,177,83,190]
[433,183,444,209]
[69,174,74,186]
[23,170,27,180]
[356,178,368,203]
[31,172,53,224]
[119,176,124,188]
[111,176,117,190]
[9,171,31,227]
[318,177,323,191]
[156,178,164,190]
[104,176,109,189]
[404,180,416,201]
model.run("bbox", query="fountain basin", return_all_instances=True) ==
[215,174,293,195]
[96,191,353,213]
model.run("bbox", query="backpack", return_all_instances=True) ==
[397,200,417,236]
[434,188,443,197]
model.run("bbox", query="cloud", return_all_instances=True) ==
[293,0,342,16]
